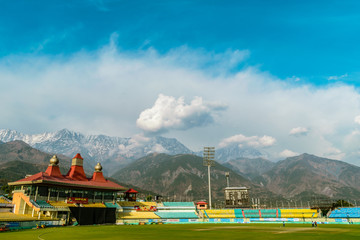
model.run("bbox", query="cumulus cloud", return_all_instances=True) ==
[279,149,299,158]
[289,127,309,137]
[136,94,227,134]
[2,34,360,164]
[219,134,276,148]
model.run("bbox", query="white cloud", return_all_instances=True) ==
[289,127,309,137]
[117,133,150,156]
[322,147,345,160]
[136,94,227,134]
[286,76,301,82]
[1,34,360,164]
[279,149,299,158]
[219,134,276,148]
[354,115,360,125]
[148,144,167,154]
[328,73,348,81]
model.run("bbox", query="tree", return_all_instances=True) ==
[332,199,353,209]
[1,183,13,196]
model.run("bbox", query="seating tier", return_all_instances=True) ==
[203,209,236,218]
[117,211,160,219]
[155,212,198,219]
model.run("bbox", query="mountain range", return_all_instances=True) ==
[254,153,360,200]
[0,129,269,174]
[0,140,72,183]
[1,129,360,202]
[0,129,192,175]
[223,157,276,180]
[111,153,277,202]
[0,140,360,202]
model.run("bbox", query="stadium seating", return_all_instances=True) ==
[118,201,157,207]
[280,209,318,218]
[104,202,121,209]
[233,209,244,218]
[243,209,260,218]
[0,196,11,204]
[260,209,277,218]
[162,202,195,207]
[35,200,55,209]
[149,202,198,219]
[118,201,158,212]
[0,212,54,221]
[48,201,77,207]
[155,212,198,219]
[117,211,160,219]
[29,200,40,208]
[202,209,236,218]
[82,203,106,208]
[329,207,360,218]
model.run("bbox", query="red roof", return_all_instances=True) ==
[73,153,83,160]
[126,188,138,193]
[11,171,125,190]
[9,153,125,191]
[45,165,62,178]
[91,171,107,182]
[66,165,87,181]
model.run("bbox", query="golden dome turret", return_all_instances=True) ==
[95,162,103,172]
[49,155,59,166]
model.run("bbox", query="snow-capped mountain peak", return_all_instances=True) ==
[0,129,192,174]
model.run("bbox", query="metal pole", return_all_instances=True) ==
[203,147,215,210]
[225,172,230,187]
[208,165,212,209]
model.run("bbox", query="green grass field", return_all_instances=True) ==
[2,223,360,240]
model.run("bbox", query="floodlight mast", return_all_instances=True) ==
[203,147,215,209]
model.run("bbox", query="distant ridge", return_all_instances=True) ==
[111,153,279,201]
[223,157,275,180]
[255,153,360,200]
[0,140,72,182]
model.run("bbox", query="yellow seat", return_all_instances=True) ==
[82,203,106,208]
[117,211,160,219]
[117,201,157,207]
[203,209,236,218]
[280,209,318,218]
[48,201,76,207]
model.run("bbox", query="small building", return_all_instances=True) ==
[196,201,208,210]
[224,187,250,208]
[124,188,138,202]
[8,153,126,225]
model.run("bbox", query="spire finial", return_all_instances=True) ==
[95,162,102,172]
[49,155,59,166]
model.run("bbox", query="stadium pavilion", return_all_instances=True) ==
[8,153,126,225]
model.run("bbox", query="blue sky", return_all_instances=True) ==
[2,1,360,163]
[1,0,360,84]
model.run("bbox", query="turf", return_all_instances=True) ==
[2,223,360,240]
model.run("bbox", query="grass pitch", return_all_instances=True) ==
[2,223,360,240]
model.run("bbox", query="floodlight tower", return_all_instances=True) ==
[225,172,230,187]
[203,147,215,209]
